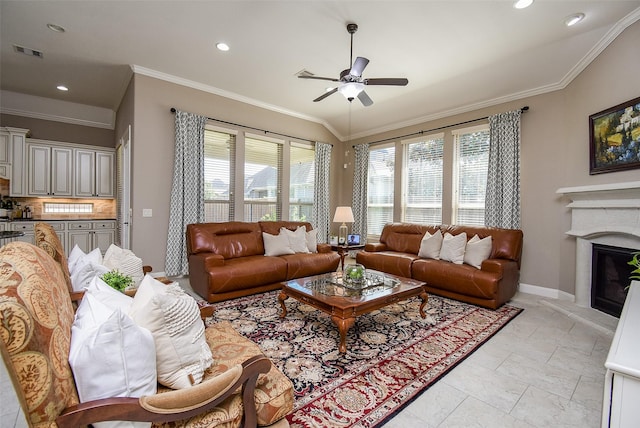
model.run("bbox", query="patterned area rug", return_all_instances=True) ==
[210,290,522,428]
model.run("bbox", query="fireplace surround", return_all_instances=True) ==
[557,181,640,310]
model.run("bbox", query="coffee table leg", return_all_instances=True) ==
[278,291,288,318]
[419,290,429,318]
[331,316,356,353]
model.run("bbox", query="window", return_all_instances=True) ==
[289,143,315,222]
[367,144,395,236]
[402,134,444,224]
[244,135,283,222]
[453,125,490,226]
[203,127,235,222]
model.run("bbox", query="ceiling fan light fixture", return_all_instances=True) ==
[513,0,533,9]
[338,82,364,100]
[565,13,585,27]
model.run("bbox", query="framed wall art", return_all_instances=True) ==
[589,96,640,174]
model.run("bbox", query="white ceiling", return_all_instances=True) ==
[1,1,639,140]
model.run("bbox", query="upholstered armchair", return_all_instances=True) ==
[0,241,293,427]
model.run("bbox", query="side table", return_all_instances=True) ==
[331,244,365,270]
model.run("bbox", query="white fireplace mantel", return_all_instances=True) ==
[557,181,640,307]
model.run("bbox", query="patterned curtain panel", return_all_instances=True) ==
[351,143,370,240]
[485,109,522,229]
[312,142,332,243]
[165,110,207,276]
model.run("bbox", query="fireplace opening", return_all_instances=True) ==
[591,243,636,317]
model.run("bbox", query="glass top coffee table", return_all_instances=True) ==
[278,270,428,353]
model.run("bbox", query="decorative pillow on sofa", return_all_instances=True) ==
[70,248,110,292]
[464,234,493,269]
[263,231,296,257]
[281,226,310,253]
[439,232,467,264]
[68,245,101,275]
[130,275,213,389]
[69,292,156,428]
[86,275,134,313]
[418,230,443,259]
[306,228,318,253]
[103,244,144,287]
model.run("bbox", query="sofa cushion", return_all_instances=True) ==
[418,230,443,259]
[356,250,417,278]
[34,221,73,292]
[130,276,214,389]
[464,234,493,269]
[263,231,296,256]
[412,258,498,299]
[0,242,80,426]
[380,223,440,254]
[186,222,265,259]
[440,232,467,264]
[281,252,342,279]
[70,293,157,428]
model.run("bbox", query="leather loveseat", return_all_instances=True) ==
[356,223,523,309]
[187,221,340,303]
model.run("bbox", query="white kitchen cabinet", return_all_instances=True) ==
[68,221,115,254]
[27,143,73,196]
[75,149,114,198]
[7,221,66,248]
[602,281,640,427]
[0,127,29,197]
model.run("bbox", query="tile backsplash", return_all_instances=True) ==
[2,196,116,219]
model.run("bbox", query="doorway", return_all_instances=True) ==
[116,125,132,249]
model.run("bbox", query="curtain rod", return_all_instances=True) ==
[170,107,325,145]
[356,106,529,147]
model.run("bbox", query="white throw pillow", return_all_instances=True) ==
[418,230,443,259]
[67,244,85,274]
[71,260,110,292]
[130,275,213,389]
[262,231,295,256]
[439,232,467,264]
[69,293,156,428]
[69,247,103,276]
[306,229,318,253]
[464,234,493,269]
[86,275,134,313]
[103,244,145,287]
[282,226,310,254]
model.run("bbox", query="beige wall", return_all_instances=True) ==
[127,74,341,271]
[0,113,114,147]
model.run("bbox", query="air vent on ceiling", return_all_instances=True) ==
[13,44,44,58]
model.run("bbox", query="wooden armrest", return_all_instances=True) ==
[56,355,271,428]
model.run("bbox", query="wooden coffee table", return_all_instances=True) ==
[278,271,428,353]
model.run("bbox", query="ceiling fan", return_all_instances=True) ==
[298,23,408,106]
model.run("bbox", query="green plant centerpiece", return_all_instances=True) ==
[101,270,133,293]
[629,251,640,287]
[344,264,366,288]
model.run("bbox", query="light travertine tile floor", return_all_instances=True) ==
[1,288,616,428]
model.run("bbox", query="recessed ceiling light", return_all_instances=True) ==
[513,0,534,9]
[565,13,585,27]
[47,23,65,33]
[57,85,68,91]
[216,42,229,52]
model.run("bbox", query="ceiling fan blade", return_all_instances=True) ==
[358,90,373,107]
[313,88,338,102]
[364,78,409,86]
[298,75,340,82]
[350,56,369,77]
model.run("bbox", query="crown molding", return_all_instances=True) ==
[0,90,115,129]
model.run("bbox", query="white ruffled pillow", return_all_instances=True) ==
[69,293,156,428]
[306,229,318,253]
[281,226,310,253]
[439,232,467,264]
[129,275,213,389]
[71,257,110,292]
[263,231,295,256]
[103,244,145,287]
[464,234,493,269]
[418,230,443,259]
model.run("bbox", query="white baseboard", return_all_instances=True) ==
[518,282,575,302]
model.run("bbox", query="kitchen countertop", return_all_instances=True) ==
[0,218,117,222]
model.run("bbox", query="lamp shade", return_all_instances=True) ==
[333,206,354,223]
[338,82,364,100]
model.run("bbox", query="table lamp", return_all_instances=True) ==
[333,206,354,245]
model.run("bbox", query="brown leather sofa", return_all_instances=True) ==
[356,223,523,309]
[187,221,340,302]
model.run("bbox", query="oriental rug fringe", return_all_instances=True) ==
[210,290,522,428]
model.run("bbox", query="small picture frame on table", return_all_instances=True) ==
[329,235,339,246]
